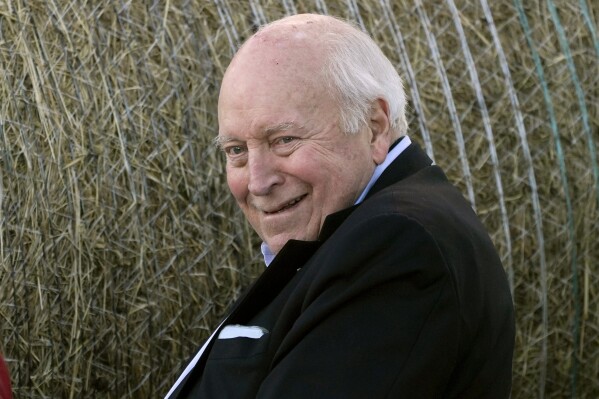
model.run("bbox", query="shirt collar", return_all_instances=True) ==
[261,136,412,266]
[261,242,276,266]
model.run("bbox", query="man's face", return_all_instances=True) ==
[217,38,385,254]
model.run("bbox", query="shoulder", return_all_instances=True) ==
[301,205,452,308]
[352,164,489,255]
[305,164,501,299]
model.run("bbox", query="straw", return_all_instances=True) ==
[0,1,597,397]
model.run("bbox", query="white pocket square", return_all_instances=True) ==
[218,324,269,340]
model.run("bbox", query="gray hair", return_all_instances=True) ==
[323,23,408,137]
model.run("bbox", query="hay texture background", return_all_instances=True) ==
[0,0,597,397]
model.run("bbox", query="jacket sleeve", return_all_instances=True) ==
[256,214,461,399]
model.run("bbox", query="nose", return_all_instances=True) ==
[247,151,283,196]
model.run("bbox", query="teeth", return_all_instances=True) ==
[268,196,304,214]
[286,198,300,207]
[277,198,300,212]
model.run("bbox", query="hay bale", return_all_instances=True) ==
[0,0,597,397]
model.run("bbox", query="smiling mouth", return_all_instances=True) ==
[264,195,307,214]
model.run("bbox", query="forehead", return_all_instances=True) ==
[222,32,326,92]
[218,18,335,100]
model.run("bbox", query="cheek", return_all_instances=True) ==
[315,155,371,205]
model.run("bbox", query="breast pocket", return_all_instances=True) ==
[211,324,270,360]
[199,325,272,397]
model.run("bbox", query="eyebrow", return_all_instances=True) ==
[214,122,302,148]
[264,122,297,135]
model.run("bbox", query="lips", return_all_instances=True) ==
[263,194,307,214]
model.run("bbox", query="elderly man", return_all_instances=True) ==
[167,14,514,399]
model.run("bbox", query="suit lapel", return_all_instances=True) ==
[226,240,322,323]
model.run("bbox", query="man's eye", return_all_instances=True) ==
[225,146,245,156]
[276,137,294,145]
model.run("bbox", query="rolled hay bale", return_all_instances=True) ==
[0,0,597,397]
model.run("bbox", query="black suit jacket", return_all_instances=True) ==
[169,142,515,398]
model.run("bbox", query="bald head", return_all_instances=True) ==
[227,14,347,72]
[219,14,407,138]
[249,13,346,45]
[220,15,339,114]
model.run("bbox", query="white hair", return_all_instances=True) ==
[323,23,408,137]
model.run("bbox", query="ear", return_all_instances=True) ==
[368,98,392,165]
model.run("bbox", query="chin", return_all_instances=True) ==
[263,237,285,252]
[266,234,298,254]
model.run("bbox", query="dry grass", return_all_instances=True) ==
[0,0,597,397]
